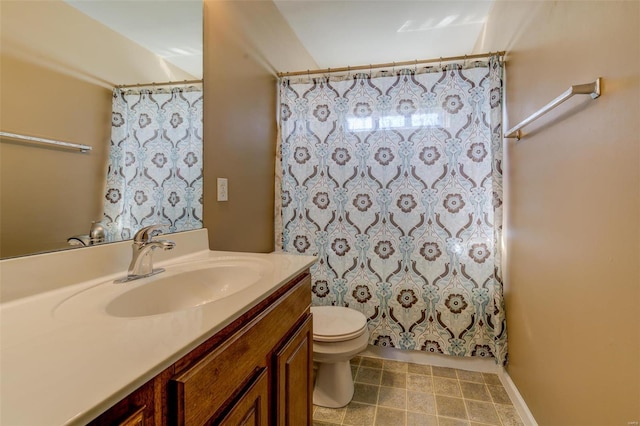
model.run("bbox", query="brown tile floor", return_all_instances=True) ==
[313,356,524,426]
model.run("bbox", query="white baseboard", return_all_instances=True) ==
[498,369,538,426]
[360,345,501,373]
[359,345,537,425]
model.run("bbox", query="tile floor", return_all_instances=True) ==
[312,356,524,426]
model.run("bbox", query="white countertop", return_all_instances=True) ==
[0,230,315,425]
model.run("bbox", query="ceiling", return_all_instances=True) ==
[273,0,495,69]
[64,0,495,77]
[65,0,203,78]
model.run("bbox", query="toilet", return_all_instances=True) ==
[311,306,369,408]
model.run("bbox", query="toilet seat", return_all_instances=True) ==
[311,306,367,342]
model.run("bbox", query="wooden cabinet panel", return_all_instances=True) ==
[274,315,313,426]
[171,275,311,425]
[88,380,154,426]
[216,369,269,426]
[119,406,145,426]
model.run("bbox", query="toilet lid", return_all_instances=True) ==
[311,306,368,342]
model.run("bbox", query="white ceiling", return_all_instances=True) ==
[65,0,202,78]
[64,0,494,77]
[273,0,495,68]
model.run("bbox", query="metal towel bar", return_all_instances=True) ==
[505,78,601,140]
[0,131,92,153]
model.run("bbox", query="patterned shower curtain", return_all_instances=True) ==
[102,87,203,241]
[276,57,507,365]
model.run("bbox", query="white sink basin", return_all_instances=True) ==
[107,265,262,317]
[54,257,272,319]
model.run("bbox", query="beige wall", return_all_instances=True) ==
[202,0,316,252]
[479,1,640,424]
[0,56,112,257]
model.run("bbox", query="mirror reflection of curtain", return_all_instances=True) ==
[276,57,507,365]
[102,87,203,241]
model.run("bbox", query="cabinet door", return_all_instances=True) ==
[274,314,313,426]
[216,369,269,426]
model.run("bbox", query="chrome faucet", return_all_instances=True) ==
[115,225,176,283]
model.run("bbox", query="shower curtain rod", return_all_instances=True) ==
[277,51,505,78]
[116,79,203,89]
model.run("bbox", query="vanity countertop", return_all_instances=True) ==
[0,232,315,425]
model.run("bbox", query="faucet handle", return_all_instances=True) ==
[133,225,163,244]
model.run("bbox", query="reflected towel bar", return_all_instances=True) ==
[0,131,92,153]
[505,78,601,140]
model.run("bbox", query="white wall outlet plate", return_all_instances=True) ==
[217,178,228,201]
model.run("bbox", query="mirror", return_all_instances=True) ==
[0,0,203,259]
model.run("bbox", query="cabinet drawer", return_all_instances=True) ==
[171,275,311,425]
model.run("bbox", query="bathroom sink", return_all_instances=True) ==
[106,265,263,317]
[54,256,272,319]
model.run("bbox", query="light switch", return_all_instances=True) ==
[217,178,228,201]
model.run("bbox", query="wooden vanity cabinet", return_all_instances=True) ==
[89,271,312,426]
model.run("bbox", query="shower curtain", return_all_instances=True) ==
[102,86,203,241]
[276,57,507,364]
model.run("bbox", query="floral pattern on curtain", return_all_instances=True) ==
[103,87,203,241]
[277,57,507,364]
